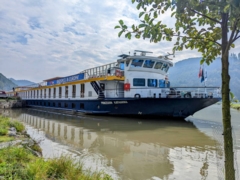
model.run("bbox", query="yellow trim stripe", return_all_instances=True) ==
[14,76,125,93]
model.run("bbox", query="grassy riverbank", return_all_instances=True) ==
[231,103,240,110]
[0,116,113,180]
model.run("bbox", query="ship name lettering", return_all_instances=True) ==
[114,101,128,104]
[101,101,113,105]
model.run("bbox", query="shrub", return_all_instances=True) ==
[0,127,8,135]
[8,120,25,132]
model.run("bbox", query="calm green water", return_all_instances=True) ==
[1,105,239,180]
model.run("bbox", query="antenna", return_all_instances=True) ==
[134,50,153,56]
[159,52,175,60]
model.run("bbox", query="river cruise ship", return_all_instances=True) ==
[8,50,221,118]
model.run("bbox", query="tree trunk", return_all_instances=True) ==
[221,12,235,180]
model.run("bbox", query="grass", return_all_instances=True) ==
[0,136,14,142]
[0,147,113,180]
[0,116,114,180]
[231,103,240,110]
[0,116,25,133]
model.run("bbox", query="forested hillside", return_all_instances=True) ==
[169,56,240,100]
[0,73,17,91]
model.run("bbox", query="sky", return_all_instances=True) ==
[0,0,239,83]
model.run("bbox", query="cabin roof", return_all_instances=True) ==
[117,55,174,66]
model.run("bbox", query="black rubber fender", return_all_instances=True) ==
[134,94,141,98]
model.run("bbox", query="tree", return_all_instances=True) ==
[115,0,240,179]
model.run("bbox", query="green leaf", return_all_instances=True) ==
[200,59,205,65]
[114,25,121,29]
[139,24,146,28]
[118,30,124,37]
[132,0,135,3]
[119,20,124,26]
[139,12,145,18]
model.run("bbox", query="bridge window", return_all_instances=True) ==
[131,59,144,67]
[148,79,158,87]
[120,62,124,70]
[154,62,163,69]
[133,78,145,86]
[143,60,155,68]
[37,90,39,98]
[161,64,169,72]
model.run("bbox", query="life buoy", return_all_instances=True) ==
[124,83,130,91]
[134,94,141,98]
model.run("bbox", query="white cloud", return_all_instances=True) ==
[0,1,239,82]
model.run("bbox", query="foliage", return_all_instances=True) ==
[0,136,14,142]
[115,0,240,64]
[116,0,240,179]
[0,147,113,180]
[8,119,25,132]
[0,116,25,133]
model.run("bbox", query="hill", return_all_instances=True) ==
[9,78,35,86]
[168,56,240,100]
[0,73,17,91]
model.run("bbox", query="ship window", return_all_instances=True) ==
[161,64,169,72]
[65,86,68,98]
[72,103,75,109]
[148,79,158,87]
[58,103,61,107]
[126,60,130,67]
[72,85,76,98]
[53,88,56,98]
[80,84,85,98]
[49,88,51,98]
[53,102,55,107]
[64,103,68,108]
[143,60,155,68]
[131,59,144,67]
[88,91,92,97]
[154,62,163,69]
[80,103,84,109]
[120,62,124,70]
[133,78,145,86]
[44,89,46,98]
[59,87,62,98]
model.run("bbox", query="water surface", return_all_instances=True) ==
[1,105,239,180]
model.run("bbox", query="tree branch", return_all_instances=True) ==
[189,9,221,24]
[173,34,221,47]
[228,18,240,49]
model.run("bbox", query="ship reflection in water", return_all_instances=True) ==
[6,109,221,180]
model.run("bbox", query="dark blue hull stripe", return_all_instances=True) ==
[25,98,221,118]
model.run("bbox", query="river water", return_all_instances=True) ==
[1,104,239,180]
